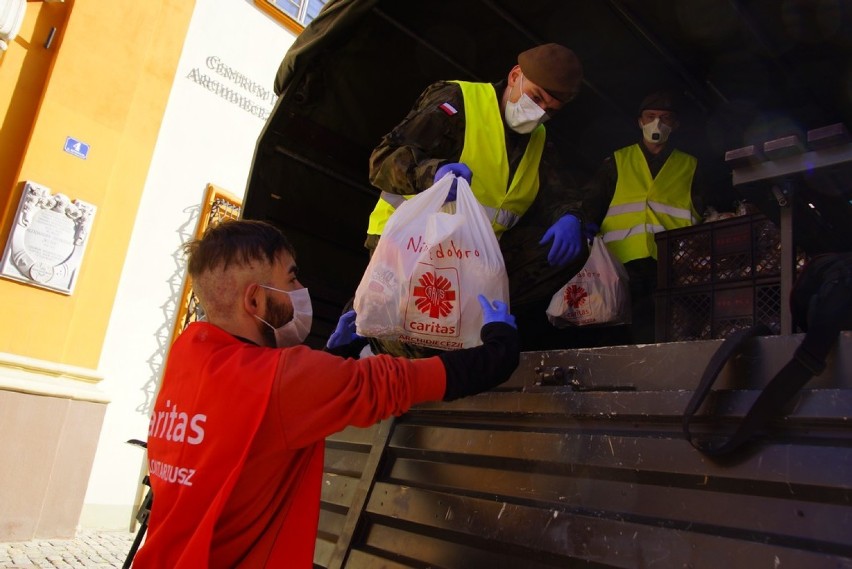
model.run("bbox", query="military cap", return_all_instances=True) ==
[517,43,583,103]
[638,90,679,116]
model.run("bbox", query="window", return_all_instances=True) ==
[259,0,328,33]
[171,184,241,343]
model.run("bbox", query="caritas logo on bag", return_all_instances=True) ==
[560,283,593,321]
[401,263,463,348]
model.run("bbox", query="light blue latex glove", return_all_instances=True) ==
[326,310,363,350]
[477,294,517,329]
[434,162,473,202]
[539,214,583,267]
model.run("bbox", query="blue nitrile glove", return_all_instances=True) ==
[477,294,517,329]
[539,214,583,267]
[583,222,600,241]
[434,162,473,203]
[326,310,364,350]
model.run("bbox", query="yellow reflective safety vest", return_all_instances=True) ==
[366,81,546,238]
[601,143,699,263]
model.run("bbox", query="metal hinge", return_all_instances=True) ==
[534,365,635,391]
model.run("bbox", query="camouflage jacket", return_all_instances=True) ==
[366,80,585,242]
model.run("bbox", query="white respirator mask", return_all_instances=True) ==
[641,117,672,144]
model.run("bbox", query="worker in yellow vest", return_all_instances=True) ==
[583,91,707,344]
[364,43,594,353]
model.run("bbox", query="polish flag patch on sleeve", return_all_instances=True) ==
[438,102,458,116]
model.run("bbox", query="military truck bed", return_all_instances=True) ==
[316,334,852,568]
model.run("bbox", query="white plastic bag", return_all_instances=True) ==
[354,175,509,350]
[546,236,631,327]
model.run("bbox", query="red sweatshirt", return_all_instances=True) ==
[133,322,445,568]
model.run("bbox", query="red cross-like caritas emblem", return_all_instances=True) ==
[412,272,456,318]
[563,284,588,308]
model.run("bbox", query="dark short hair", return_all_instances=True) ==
[184,219,295,277]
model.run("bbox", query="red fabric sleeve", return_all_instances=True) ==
[270,348,446,449]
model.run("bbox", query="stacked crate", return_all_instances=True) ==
[655,214,804,342]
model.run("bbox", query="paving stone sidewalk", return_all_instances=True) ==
[0,530,137,568]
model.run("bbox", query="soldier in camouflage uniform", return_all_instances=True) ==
[364,43,595,353]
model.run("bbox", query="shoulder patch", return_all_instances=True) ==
[438,102,458,116]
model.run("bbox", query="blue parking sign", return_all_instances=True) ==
[64,137,90,160]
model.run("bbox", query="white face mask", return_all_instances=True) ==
[504,75,549,134]
[641,117,672,144]
[254,285,313,347]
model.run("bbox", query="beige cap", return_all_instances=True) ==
[517,43,583,103]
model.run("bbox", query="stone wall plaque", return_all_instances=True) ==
[1,181,97,295]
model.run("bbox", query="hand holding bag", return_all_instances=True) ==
[546,235,631,327]
[354,176,509,350]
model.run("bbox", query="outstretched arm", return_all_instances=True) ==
[438,296,520,401]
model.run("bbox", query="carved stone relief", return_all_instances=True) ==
[1,181,97,294]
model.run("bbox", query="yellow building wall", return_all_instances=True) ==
[0,1,61,206]
[0,0,196,368]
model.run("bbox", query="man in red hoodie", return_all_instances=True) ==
[132,219,519,568]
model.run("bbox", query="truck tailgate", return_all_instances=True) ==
[317,333,852,568]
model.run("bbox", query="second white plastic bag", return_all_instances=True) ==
[354,175,509,350]
[546,235,631,327]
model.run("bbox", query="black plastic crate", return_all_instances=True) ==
[656,214,784,289]
[655,280,782,342]
[653,214,811,341]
